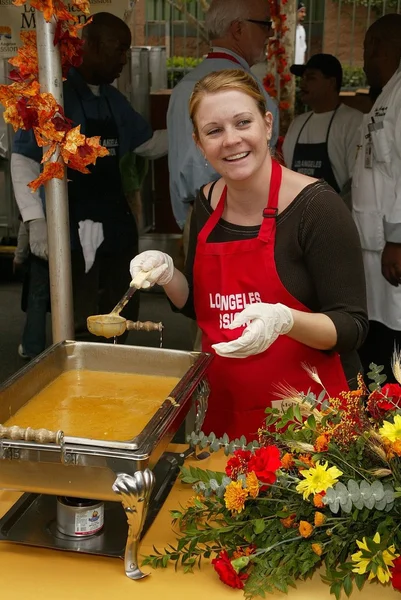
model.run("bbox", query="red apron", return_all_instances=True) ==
[193,160,349,440]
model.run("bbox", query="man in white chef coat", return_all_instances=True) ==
[352,14,401,381]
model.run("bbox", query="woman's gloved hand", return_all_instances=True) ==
[129,250,175,289]
[212,303,294,359]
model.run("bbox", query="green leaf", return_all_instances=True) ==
[253,519,266,534]
[330,581,342,600]
[354,573,366,591]
[343,575,352,597]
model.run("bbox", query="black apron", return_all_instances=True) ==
[67,95,137,255]
[291,107,340,192]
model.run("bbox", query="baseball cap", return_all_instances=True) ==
[290,53,343,89]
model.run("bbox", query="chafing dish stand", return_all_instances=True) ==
[0,341,212,580]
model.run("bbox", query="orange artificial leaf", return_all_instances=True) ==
[30,0,55,22]
[42,142,58,163]
[12,0,27,5]
[9,31,38,80]
[54,1,78,22]
[72,0,90,15]
[28,161,64,192]
[62,125,86,154]
[34,120,66,147]
[3,105,24,131]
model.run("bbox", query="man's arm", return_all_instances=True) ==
[11,128,48,260]
[345,110,363,180]
[381,108,401,286]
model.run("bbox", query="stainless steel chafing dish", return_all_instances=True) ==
[0,341,212,580]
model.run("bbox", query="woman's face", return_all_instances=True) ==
[194,90,272,183]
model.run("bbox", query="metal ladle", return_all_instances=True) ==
[87,268,164,339]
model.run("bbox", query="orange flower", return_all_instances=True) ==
[232,546,255,560]
[314,434,330,453]
[313,493,326,508]
[245,471,259,499]
[393,440,401,457]
[298,454,315,468]
[299,520,314,538]
[224,481,249,514]
[280,514,296,529]
[281,453,295,470]
[314,512,326,526]
[312,543,323,556]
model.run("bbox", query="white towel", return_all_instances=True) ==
[78,220,104,273]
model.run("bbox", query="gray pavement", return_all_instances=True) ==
[0,278,193,385]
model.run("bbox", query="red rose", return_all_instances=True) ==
[225,449,252,479]
[390,556,401,591]
[370,383,401,412]
[212,550,249,589]
[248,445,282,486]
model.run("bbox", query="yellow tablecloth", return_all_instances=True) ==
[0,448,399,600]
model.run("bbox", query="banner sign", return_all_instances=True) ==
[0,0,130,58]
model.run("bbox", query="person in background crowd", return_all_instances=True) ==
[295,2,307,65]
[167,0,279,233]
[130,70,368,440]
[11,12,165,359]
[352,14,401,381]
[283,54,363,200]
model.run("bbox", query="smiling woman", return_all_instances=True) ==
[128,69,368,441]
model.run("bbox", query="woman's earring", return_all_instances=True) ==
[204,156,208,169]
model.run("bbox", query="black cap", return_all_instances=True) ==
[290,53,343,89]
[298,2,305,9]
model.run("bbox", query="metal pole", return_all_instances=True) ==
[36,11,74,343]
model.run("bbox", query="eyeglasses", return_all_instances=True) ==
[245,19,273,30]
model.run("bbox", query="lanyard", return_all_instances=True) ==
[206,52,242,65]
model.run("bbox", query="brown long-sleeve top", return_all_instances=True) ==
[177,180,368,386]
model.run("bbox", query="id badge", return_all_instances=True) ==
[365,138,373,169]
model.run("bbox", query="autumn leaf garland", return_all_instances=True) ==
[0,0,109,191]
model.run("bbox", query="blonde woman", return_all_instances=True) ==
[130,70,368,440]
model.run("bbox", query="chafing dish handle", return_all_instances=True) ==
[0,424,63,444]
[112,470,156,580]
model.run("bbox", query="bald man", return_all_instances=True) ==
[11,13,153,357]
[352,14,401,380]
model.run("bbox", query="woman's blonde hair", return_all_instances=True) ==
[189,69,267,139]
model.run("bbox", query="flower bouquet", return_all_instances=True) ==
[143,356,401,599]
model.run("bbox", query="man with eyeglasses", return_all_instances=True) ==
[167,0,279,233]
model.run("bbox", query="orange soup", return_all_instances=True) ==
[5,370,179,441]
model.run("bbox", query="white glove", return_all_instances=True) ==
[212,303,294,359]
[129,250,174,289]
[27,218,48,260]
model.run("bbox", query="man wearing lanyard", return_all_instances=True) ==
[167,0,279,232]
[11,13,156,357]
[352,14,401,381]
[283,54,363,195]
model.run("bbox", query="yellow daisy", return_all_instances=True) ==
[379,414,401,443]
[224,480,249,513]
[351,532,399,584]
[296,461,343,500]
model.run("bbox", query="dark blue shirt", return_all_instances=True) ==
[13,67,152,161]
